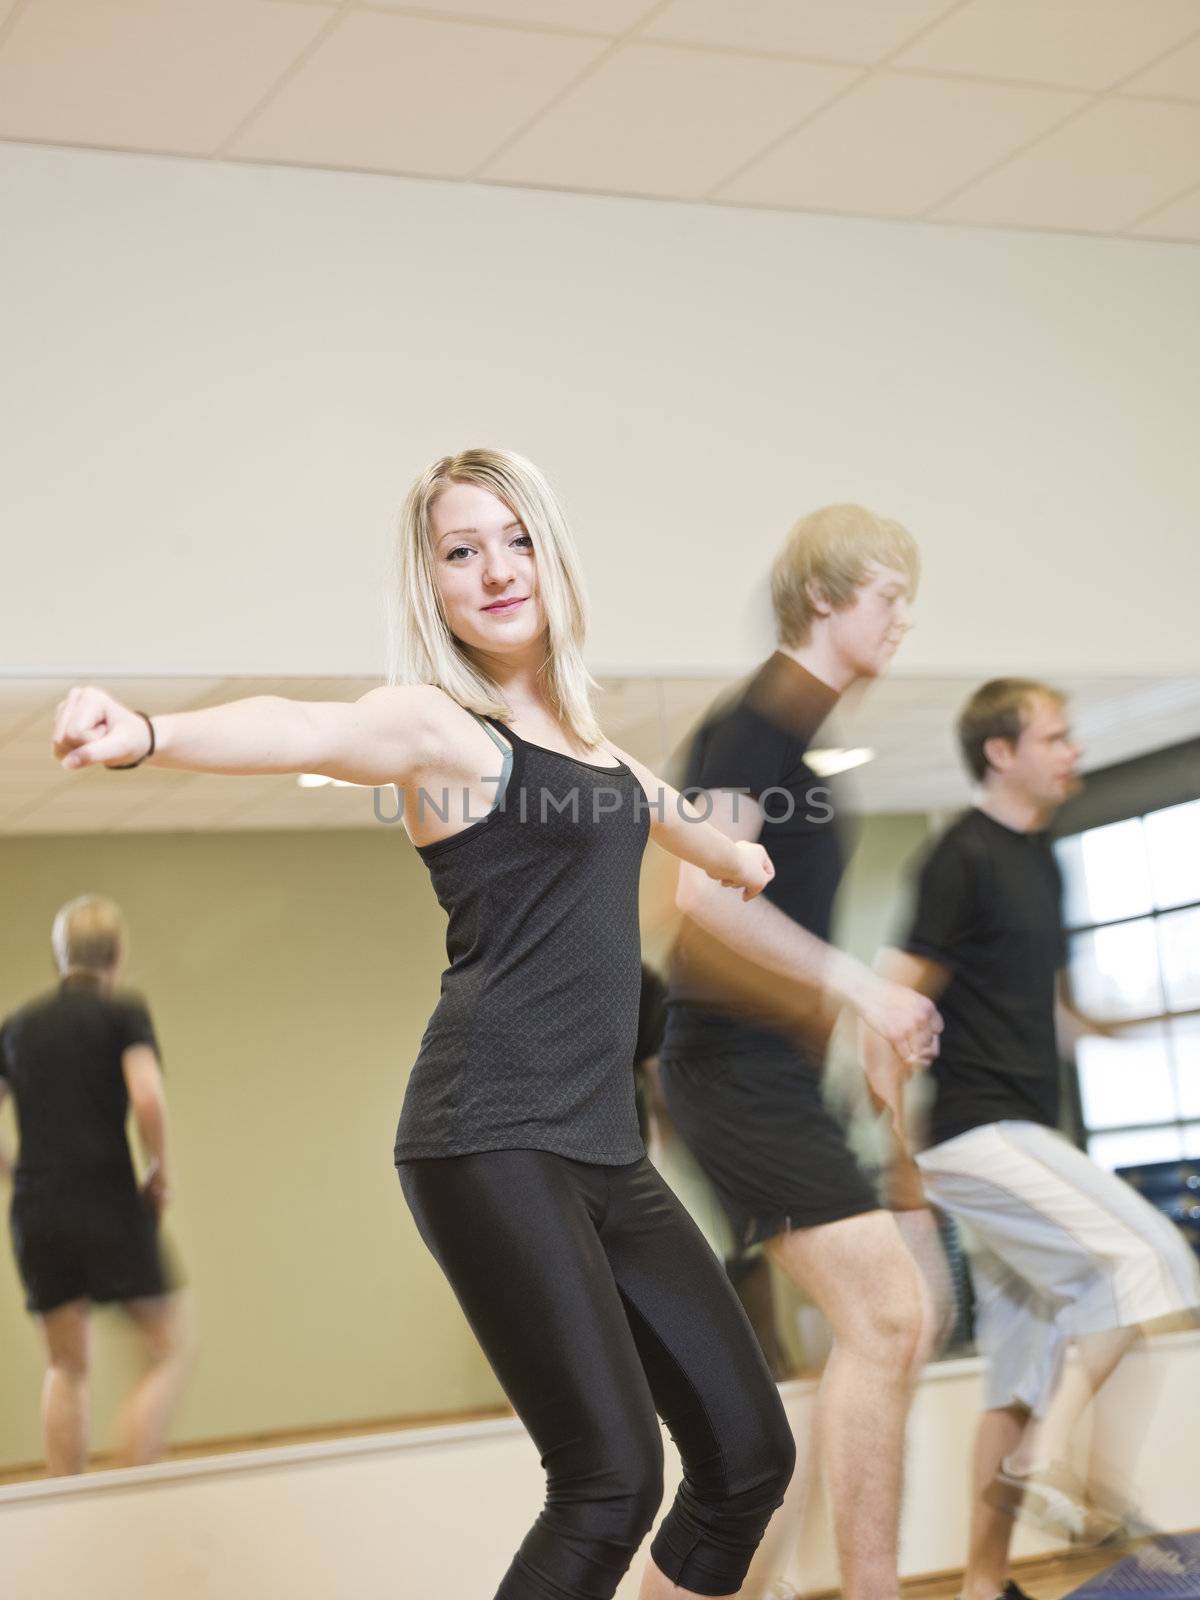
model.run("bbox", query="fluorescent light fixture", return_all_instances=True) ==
[806,747,874,777]
[297,773,363,789]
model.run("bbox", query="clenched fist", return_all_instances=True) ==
[857,975,942,1068]
[53,687,152,770]
[719,839,775,902]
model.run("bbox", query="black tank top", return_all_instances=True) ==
[394,718,650,1166]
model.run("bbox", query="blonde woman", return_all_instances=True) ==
[53,449,795,1600]
[0,896,190,1474]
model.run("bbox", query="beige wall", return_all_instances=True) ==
[4,142,1200,684]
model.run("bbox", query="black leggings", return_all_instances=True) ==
[400,1150,795,1600]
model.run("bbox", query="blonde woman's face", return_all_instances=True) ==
[428,482,545,655]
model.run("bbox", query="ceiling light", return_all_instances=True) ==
[297,773,363,789]
[806,747,875,777]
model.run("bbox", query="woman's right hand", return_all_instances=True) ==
[54,686,151,770]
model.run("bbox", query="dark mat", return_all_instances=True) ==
[1061,1534,1200,1599]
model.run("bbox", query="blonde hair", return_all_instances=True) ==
[958,678,1066,783]
[771,504,919,647]
[52,895,125,977]
[388,448,601,746]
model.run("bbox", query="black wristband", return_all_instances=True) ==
[109,712,156,770]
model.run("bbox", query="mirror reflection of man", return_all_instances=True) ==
[868,680,1200,1598]
[0,896,191,1474]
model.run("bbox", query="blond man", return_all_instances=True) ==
[660,505,943,1600]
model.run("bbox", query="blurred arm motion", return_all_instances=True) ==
[675,788,942,1064]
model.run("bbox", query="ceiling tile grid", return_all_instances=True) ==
[0,0,337,154]
[363,0,658,32]
[483,43,854,197]
[641,0,962,68]
[1124,28,1200,98]
[896,0,1200,92]
[715,71,1085,217]
[932,94,1200,231]
[1,0,1199,252]
[1132,181,1200,240]
[228,9,607,174]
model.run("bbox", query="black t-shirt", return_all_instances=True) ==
[633,964,668,1141]
[635,965,668,1067]
[663,652,848,1056]
[901,808,1066,1147]
[0,975,159,1191]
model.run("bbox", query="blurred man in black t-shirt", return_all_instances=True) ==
[660,504,943,1600]
[868,680,1200,1599]
[0,895,190,1474]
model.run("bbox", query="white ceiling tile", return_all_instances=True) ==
[1130,182,1200,240]
[718,71,1082,218]
[0,0,334,154]
[644,0,959,67]
[1123,30,1200,101]
[896,0,1200,92]
[366,0,656,32]
[934,97,1200,232]
[230,10,604,175]
[484,42,852,197]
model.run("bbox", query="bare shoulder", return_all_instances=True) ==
[600,737,655,794]
[354,684,476,777]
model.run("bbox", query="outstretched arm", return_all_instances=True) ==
[606,745,773,901]
[1054,973,1116,1052]
[53,683,453,789]
[670,787,942,1063]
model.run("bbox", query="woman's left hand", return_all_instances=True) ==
[719,839,774,901]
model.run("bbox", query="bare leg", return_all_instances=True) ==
[768,1211,926,1600]
[39,1299,91,1476]
[640,1560,736,1599]
[1007,1325,1138,1477]
[893,1207,956,1364]
[961,1406,1027,1600]
[114,1291,193,1466]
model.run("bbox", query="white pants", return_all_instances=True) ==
[917,1120,1200,1414]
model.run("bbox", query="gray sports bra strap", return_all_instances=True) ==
[469,712,514,808]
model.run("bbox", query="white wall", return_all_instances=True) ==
[3,142,1199,682]
[3,1334,1197,1600]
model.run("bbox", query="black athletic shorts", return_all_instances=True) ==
[10,1183,170,1314]
[660,1047,879,1247]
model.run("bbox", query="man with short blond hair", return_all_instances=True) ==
[661,503,944,1600]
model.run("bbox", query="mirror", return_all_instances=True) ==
[2,671,1197,1481]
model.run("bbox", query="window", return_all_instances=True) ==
[1056,800,1200,1171]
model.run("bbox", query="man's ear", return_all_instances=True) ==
[981,734,1014,776]
[805,579,834,619]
